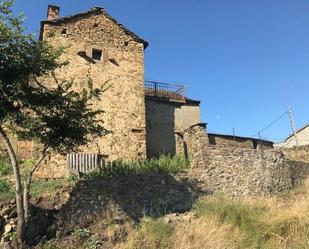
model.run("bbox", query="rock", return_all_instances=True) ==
[4,224,12,235]
[9,199,15,205]
[0,207,11,216]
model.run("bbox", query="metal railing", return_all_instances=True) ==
[144,81,185,100]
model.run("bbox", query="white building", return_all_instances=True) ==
[275,124,309,148]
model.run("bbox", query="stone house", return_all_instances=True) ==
[275,123,309,148]
[36,5,202,175]
[0,5,273,177]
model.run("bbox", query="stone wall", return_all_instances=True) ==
[208,133,273,149]
[182,124,304,196]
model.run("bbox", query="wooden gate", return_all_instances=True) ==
[66,153,105,174]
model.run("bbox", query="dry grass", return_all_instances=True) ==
[122,178,309,249]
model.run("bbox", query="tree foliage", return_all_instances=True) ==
[0,1,109,246]
[0,0,108,153]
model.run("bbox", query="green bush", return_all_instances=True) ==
[71,228,91,238]
[0,179,14,201]
[0,156,12,176]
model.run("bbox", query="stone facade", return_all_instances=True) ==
[26,7,149,176]
[40,7,147,161]
[145,96,200,157]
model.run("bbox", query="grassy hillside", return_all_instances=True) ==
[1,155,309,249]
[122,178,309,249]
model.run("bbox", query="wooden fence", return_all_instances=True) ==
[66,153,105,174]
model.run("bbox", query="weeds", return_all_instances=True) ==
[0,179,14,201]
[124,218,172,249]
[71,227,92,238]
[84,154,189,180]
[30,179,63,198]
[0,156,12,176]
[42,241,61,249]
[85,238,101,249]
[192,195,309,249]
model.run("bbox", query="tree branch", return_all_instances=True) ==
[0,125,25,245]
[29,145,49,175]
[23,145,49,224]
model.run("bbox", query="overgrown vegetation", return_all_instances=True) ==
[124,218,173,249]
[0,156,12,176]
[0,0,109,244]
[121,178,309,249]
[0,179,14,201]
[85,154,189,180]
[30,179,63,198]
[0,178,67,202]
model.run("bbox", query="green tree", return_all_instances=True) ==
[0,1,108,247]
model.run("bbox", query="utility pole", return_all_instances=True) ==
[233,128,236,140]
[288,106,299,146]
[258,132,261,140]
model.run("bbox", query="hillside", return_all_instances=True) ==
[0,155,309,249]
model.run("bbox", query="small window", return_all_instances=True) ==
[92,49,102,61]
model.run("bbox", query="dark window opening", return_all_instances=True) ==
[92,49,102,61]
[253,141,258,149]
[61,28,67,34]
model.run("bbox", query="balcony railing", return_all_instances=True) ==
[144,81,185,101]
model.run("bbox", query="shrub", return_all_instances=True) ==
[0,156,12,176]
[0,179,14,201]
[71,227,91,238]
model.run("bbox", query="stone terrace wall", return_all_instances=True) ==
[189,147,292,196]
[183,124,295,196]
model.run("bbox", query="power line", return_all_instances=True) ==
[252,111,288,138]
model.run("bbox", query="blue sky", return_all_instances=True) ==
[12,0,309,142]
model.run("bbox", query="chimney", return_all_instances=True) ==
[47,5,60,20]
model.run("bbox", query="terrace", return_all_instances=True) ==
[144,80,185,102]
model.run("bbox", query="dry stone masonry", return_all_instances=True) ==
[183,124,307,196]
